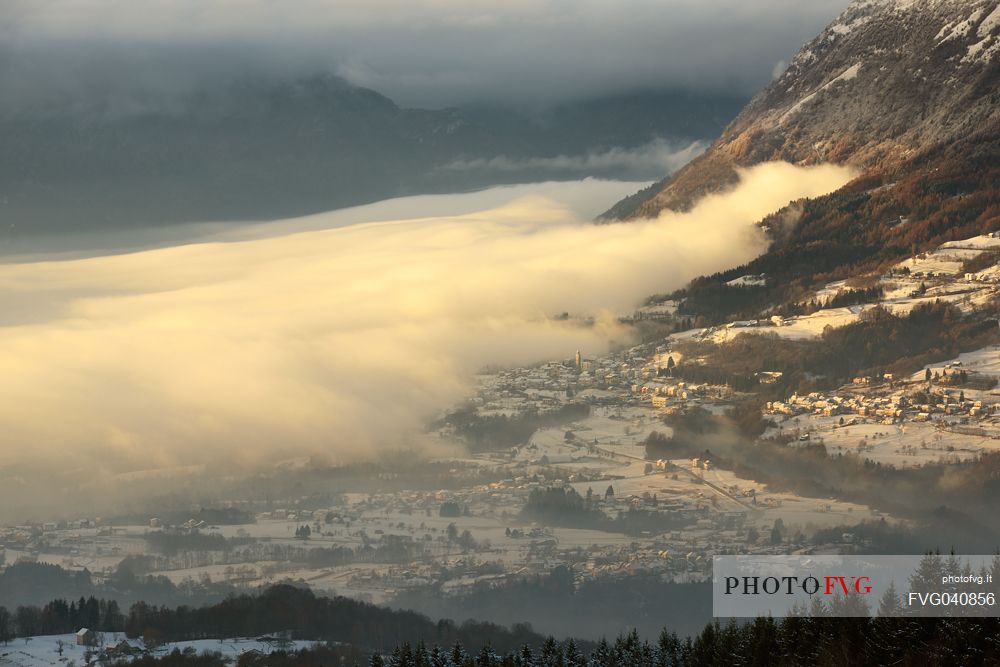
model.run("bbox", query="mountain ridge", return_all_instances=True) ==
[0,73,744,244]
[606,0,1000,220]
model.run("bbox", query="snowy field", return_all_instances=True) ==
[909,344,1000,381]
[526,406,661,461]
[767,413,1000,467]
[694,464,878,529]
[900,234,1000,276]
[0,633,317,666]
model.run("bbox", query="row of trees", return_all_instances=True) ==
[102,615,1000,667]
[363,613,1000,667]
[0,596,125,644]
[440,404,591,452]
[520,486,688,536]
[10,574,1000,665]
[121,585,549,656]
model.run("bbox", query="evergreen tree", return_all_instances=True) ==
[613,630,648,667]
[910,552,944,595]
[564,639,586,667]
[396,643,416,667]
[539,636,564,667]
[866,613,906,666]
[827,590,871,618]
[689,621,718,666]
[477,644,501,667]
[589,638,612,667]
[0,607,13,646]
[654,629,681,667]
[769,518,784,545]
[744,616,778,666]
[415,641,430,667]
[516,644,535,667]
[430,645,450,667]
[451,641,469,667]
[877,581,903,617]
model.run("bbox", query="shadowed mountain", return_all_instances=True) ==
[0,74,744,244]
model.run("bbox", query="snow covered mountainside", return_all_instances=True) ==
[607,0,1000,218]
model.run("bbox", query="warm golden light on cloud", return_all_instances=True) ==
[0,162,854,519]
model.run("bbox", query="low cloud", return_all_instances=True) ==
[0,162,854,519]
[440,140,705,178]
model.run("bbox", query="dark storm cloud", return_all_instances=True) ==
[0,0,848,111]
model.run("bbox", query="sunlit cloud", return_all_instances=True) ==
[0,162,854,519]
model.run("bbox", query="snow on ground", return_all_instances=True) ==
[942,235,1000,251]
[0,633,317,666]
[964,34,1000,64]
[525,406,660,461]
[768,413,1000,467]
[831,63,861,83]
[812,279,848,302]
[908,344,1000,381]
[770,307,864,340]
[567,459,719,508]
[897,234,1000,277]
[829,16,870,36]
[630,301,679,319]
[693,464,878,530]
[978,4,1000,37]
[935,7,984,44]
[780,62,862,124]
[883,287,996,316]
[898,249,976,276]
[681,234,1000,345]
[674,306,865,344]
[726,275,766,287]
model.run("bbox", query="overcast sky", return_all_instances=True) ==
[1,0,849,110]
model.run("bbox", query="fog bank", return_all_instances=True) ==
[0,162,854,519]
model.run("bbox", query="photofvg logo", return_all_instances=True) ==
[723,573,872,597]
[713,555,1000,618]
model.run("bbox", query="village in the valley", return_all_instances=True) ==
[1,234,998,612]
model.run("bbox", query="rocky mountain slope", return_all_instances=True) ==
[607,0,1000,219]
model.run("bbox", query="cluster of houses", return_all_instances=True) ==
[0,520,129,565]
[638,380,733,410]
[766,387,997,426]
[470,343,694,419]
[963,269,1000,283]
